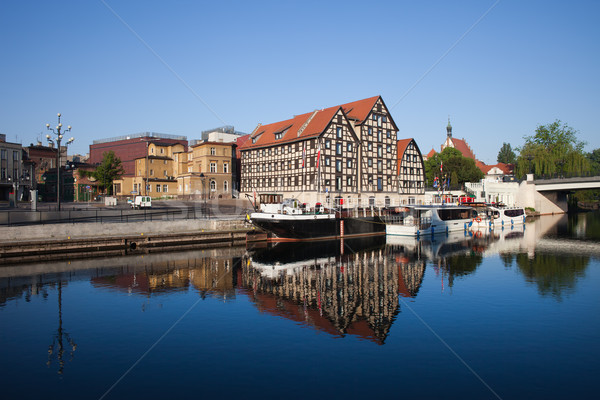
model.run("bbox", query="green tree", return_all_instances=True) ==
[424,147,484,187]
[93,151,125,195]
[586,148,600,175]
[515,120,589,178]
[497,142,516,164]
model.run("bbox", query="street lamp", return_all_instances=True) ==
[46,113,74,211]
[200,172,206,216]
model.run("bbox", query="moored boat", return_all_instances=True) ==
[248,194,386,241]
[468,205,526,230]
[384,205,476,237]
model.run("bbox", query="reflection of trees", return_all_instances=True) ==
[515,253,589,300]
[443,252,484,287]
[499,253,515,269]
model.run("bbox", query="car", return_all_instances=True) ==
[131,196,152,209]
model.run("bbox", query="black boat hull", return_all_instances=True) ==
[251,215,385,240]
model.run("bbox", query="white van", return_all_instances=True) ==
[131,196,152,209]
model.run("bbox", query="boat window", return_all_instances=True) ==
[504,208,524,217]
[437,208,471,221]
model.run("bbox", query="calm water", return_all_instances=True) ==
[1,213,599,399]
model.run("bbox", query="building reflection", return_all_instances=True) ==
[241,237,425,344]
[91,255,240,301]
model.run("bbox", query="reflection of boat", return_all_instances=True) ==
[248,195,385,241]
[249,236,385,278]
[469,205,526,230]
[387,230,473,261]
[384,205,475,236]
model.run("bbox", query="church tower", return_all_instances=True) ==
[446,117,452,139]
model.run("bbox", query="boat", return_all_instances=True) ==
[247,194,386,241]
[468,205,526,230]
[384,204,476,237]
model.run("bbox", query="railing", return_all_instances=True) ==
[0,207,215,227]
[529,171,600,181]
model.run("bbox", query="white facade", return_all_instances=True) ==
[465,178,520,205]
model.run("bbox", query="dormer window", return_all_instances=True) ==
[274,125,292,140]
[251,131,264,144]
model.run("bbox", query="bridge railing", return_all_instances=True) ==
[526,171,600,181]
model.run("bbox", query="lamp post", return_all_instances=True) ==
[200,172,206,216]
[46,113,74,211]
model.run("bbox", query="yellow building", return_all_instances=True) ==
[177,141,234,199]
[114,142,186,198]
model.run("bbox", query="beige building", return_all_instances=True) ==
[114,142,185,198]
[178,141,234,199]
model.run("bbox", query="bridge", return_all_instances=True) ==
[517,174,600,214]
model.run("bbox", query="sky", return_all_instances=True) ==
[1,0,599,165]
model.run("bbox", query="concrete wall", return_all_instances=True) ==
[0,218,250,241]
[516,178,567,215]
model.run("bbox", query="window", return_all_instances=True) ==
[377,160,382,173]
[325,157,331,166]
[346,159,352,168]
[347,143,352,152]
[336,143,342,155]
[210,180,216,191]
[336,127,342,138]
[160,148,164,154]
[336,160,342,172]
[164,170,168,177]
[211,147,216,155]
[262,149,265,157]
[150,169,154,176]
[368,158,372,167]
[163,185,168,192]
[387,145,391,153]
[325,140,331,149]
[382,115,387,123]
[378,145,382,157]
[223,163,229,173]
[335,176,342,191]
[387,130,391,139]
[368,127,372,136]
[377,178,383,191]
[368,143,372,151]
[368,175,373,185]
[156,184,161,192]
[346,176,352,187]
[378,130,382,142]
[210,162,217,173]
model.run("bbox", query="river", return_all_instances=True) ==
[1,212,599,399]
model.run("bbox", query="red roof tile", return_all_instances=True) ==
[451,138,476,160]
[239,96,383,151]
[426,148,437,158]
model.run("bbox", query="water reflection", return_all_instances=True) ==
[0,213,598,346]
[242,237,423,344]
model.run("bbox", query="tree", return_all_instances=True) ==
[515,120,589,178]
[497,142,516,164]
[93,151,125,195]
[586,148,600,175]
[424,147,483,187]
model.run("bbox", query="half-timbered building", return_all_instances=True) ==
[397,138,426,203]
[239,96,422,206]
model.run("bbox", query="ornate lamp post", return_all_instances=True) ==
[46,113,74,211]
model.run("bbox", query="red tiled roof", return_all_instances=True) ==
[426,148,437,158]
[340,96,380,124]
[451,138,476,160]
[239,96,382,151]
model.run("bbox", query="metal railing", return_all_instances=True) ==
[0,207,214,227]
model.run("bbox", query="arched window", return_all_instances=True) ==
[223,180,229,192]
[210,180,216,191]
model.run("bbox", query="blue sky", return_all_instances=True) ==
[1,0,598,164]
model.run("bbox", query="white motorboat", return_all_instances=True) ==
[384,205,475,237]
[469,205,526,230]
